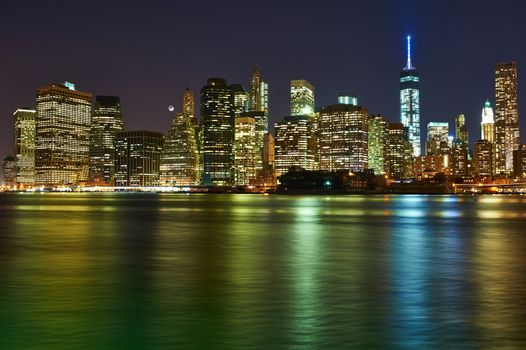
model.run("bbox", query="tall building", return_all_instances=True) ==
[201,78,235,186]
[160,112,199,186]
[451,142,469,177]
[337,92,358,106]
[386,123,409,179]
[248,64,268,113]
[183,87,195,117]
[262,132,275,170]
[35,82,91,186]
[455,114,469,145]
[2,155,16,187]
[13,108,36,187]
[400,35,421,156]
[274,115,314,176]
[368,114,389,175]
[114,131,163,187]
[426,122,449,155]
[290,80,315,116]
[513,144,526,178]
[495,62,520,174]
[474,139,493,178]
[318,104,368,172]
[88,96,124,184]
[234,116,257,185]
[231,84,249,117]
[481,100,495,142]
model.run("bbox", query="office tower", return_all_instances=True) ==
[2,155,16,187]
[35,82,91,186]
[248,64,268,113]
[481,100,495,142]
[318,104,368,172]
[274,115,314,176]
[160,112,199,186]
[233,116,257,185]
[231,84,249,117]
[201,78,235,186]
[455,114,469,145]
[337,92,358,106]
[513,144,526,178]
[426,122,449,155]
[290,80,315,116]
[13,108,36,187]
[368,114,389,175]
[239,110,268,170]
[386,123,406,179]
[495,62,520,174]
[114,131,163,187]
[88,96,124,185]
[474,139,493,178]
[400,35,421,156]
[262,132,275,170]
[183,87,195,117]
[451,142,469,176]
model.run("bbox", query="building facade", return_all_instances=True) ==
[318,104,368,172]
[290,80,315,116]
[426,122,449,155]
[474,139,493,178]
[13,108,36,187]
[234,116,257,185]
[481,100,495,142]
[400,35,421,157]
[35,82,91,186]
[201,78,235,186]
[88,96,124,185]
[274,115,314,176]
[495,62,520,174]
[115,131,163,187]
[368,114,389,175]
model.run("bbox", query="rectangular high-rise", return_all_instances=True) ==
[13,108,36,187]
[89,96,124,184]
[115,131,163,187]
[290,80,315,116]
[495,62,520,174]
[35,82,91,186]
[274,115,314,176]
[234,116,257,186]
[368,115,389,175]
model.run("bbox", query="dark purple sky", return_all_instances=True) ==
[1,0,525,158]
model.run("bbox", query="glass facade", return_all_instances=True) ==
[13,108,36,187]
[426,122,449,155]
[495,62,520,174]
[234,116,257,185]
[290,80,315,116]
[400,36,421,157]
[368,115,389,175]
[88,96,123,185]
[35,83,92,186]
[274,115,314,176]
[201,78,235,186]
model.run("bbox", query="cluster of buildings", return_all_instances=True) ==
[1,36,525,191]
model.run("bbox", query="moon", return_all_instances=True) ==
[168,105,175,112]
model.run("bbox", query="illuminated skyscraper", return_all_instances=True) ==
[455,114,469,145]
[400,35,421,156]
[513,144,526,178]
[474,139,493,178]
[183,87,195,117]
[290,80,315,116]
[274,115,314,176]
[2,155,16,187]
[35,82,91,186]
[160,112,199,186]
[481,100,495,142]
[386,123,408,179]
[426,122,449,155]
[231,84,249,117]
[248,64,268,113]
[368,114,389,175]
[234,116,257,185]
[318,104,368,172]
[114,131,163,187]
[337,92,358,106]
[495,62,520,174]
[89,96,124,185]
[201,78,235,186]
[13,108,36,187]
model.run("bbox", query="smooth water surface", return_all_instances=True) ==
[1,193,526,349]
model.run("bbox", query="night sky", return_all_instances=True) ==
[1,0,526,158]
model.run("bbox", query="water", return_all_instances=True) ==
[0,193,526,349]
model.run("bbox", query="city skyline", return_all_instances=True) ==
[1,1,526,160]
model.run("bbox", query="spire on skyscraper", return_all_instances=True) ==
[406,35,413,70]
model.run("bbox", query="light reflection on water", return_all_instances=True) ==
[0,193,526,349]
